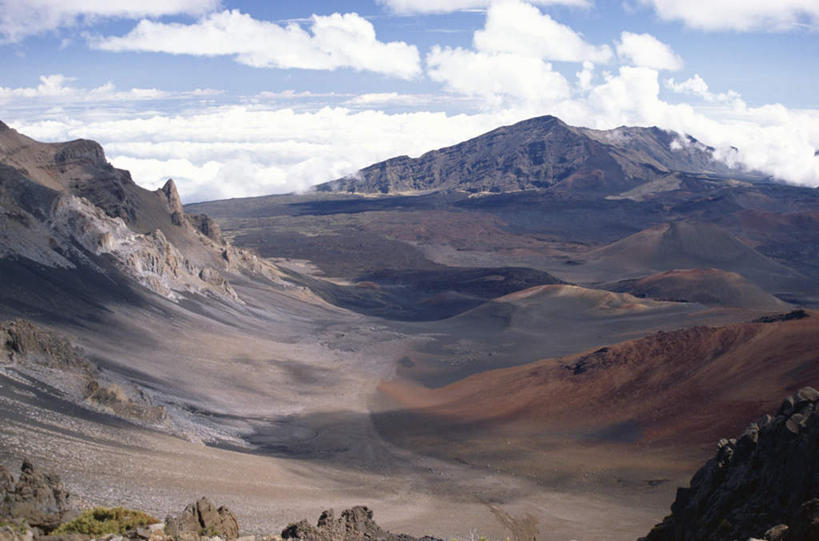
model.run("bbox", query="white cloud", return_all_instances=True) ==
[474,0,612,63]
[615,31,682,71]
[0,0,218,42]
[665,74,740,103]
[576,61,595,91]
[345,92,461,108]
[640,0,819,31]
[427,47,571,109]
[0,74,221,104]
[8,105,512,202]
[93,10,422,79]
[377,0,591,15]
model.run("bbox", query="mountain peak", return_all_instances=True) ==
[0,120,9,132]
[317,115,737,196]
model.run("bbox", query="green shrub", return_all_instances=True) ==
[53,507,159,536]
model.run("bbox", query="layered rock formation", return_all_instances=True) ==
[642,387,819,541]
[0,459,72,533]
[318,116,747,195]
[0,123,284,303]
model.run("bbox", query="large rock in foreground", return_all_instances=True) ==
[164,498,239,541]
[281,506,433,541]
[642,387,819,541]
[0,459,72,533]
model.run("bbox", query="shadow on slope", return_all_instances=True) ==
[375,312,819,488]
[291,267,563,321]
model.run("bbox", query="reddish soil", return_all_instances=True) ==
[377,312,819,485]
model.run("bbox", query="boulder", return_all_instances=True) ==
[0,459,72,533]
[280,506,422,541]
[165,498,239,541]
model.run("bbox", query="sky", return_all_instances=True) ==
[1,0,818,202]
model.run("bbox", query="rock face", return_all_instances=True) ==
[317,116,744,196]
[281,506,425,541]
[642,387,819,541]
[164,498,239,541]
[186,214,224,245]
[0,121,287,304]
[0,459,72,532]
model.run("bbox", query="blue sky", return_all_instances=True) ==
[1,0,818,201]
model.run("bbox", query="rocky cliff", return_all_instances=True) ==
[0,122,285,303]
[642,387,819,541]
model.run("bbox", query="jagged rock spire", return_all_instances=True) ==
[159,178,184,216]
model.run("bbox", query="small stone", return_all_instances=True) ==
[786,417,802,434]
[797,387,819,403]
[778,397,795,416]
[763,524,789,541]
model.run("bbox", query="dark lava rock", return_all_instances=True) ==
[281,506,428,541]
[641,387,819,541]
[165,497,239,540]
[754,310,809,324]
[0,459,72,533]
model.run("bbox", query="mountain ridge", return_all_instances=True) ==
[317,115,755,196]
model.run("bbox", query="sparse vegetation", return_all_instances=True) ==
[53,507,158,536]
[0,519,30,534]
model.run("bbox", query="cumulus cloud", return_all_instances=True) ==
[377,0,590,15]
[665,74,740,103]
[427,47,571,109]
[615,31,682,71]
[640,0,819,31]
[474,0,612,63]
[0,0,218,42]
[424,0,606,109]
[92,10,422,79]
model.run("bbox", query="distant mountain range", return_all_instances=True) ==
[318,115,758,196]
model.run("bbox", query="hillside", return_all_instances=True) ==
[376,312,819,482]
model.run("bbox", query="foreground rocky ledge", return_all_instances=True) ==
[642,387,819,541]
[0,461,439,541]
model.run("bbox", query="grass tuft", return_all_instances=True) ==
[53,507,159,536]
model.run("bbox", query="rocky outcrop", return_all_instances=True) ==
[185,214,224,245]
[0,459,72,533]
[164,498,239,541]
[1,320,92,375]
[281,506,428,541]
[642,387,819,541]
[1,320,167,426]
[158,180,184,218]
[49,194,239,301]
[0,123,292,304]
